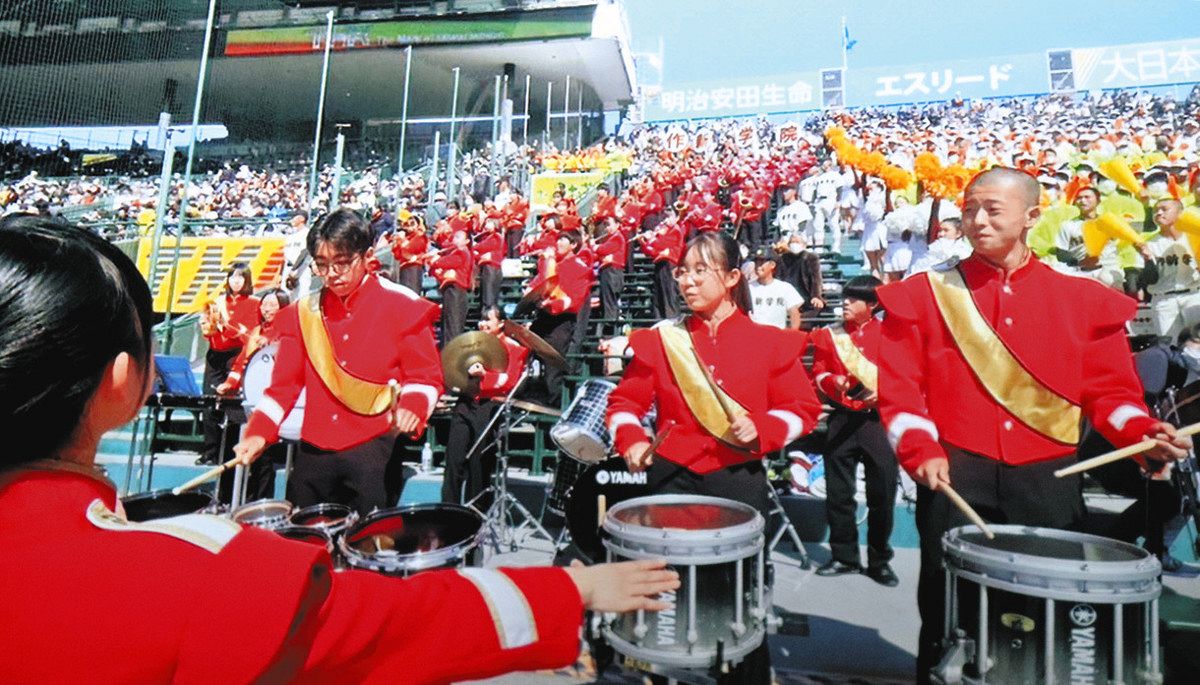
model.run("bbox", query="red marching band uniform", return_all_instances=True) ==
[606,311,822,474]
[810,318,882,413]
[0,462,585,684]
[244,274,444,451]
[527,248,593,316]
[204,293,260,353]
[595,226,628,270]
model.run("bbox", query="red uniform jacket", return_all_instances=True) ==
[591,194,618,223]
[618,199,645,235]
[0,463,584,685]
[245,275,444,450]
[431,246,475,291]
[810,318,880,413]
[473,232,505,268]
[221,321,280,394]
[683,198,723,234]
[641,225,685,265]
[503,198,529,230]
[607,311,821,474]
[595,230,628,270]
[431,222,455,249]
[477,336,530,401]
[560,212,583,233]
[520,227,560,257]
[877,255,1157,475]
[391,230,429,268]
[448,212,477,236]
[731,188,769,223]
[205,294,261,353]
[527,252,593,315]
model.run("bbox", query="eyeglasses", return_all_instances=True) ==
[672,263,722,282]
[312,254,362,276]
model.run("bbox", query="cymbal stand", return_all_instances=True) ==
[766,463,810,569]
[465,368,560,556]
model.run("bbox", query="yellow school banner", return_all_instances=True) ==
[531,171,606,209]
[135,236,286,314]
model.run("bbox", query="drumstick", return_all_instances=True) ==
[940,483,995,540]
[1053,421,1200,478]
[172,456,240,496]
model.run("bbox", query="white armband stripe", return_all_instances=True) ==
[608,411,643,441]
[886,412,939,450]
[767,410,805,444]
[457,568,538,649]
[255,397,286,426]
[495,373,509,387]
[1107,403,1149,432]
[400,383,440,411]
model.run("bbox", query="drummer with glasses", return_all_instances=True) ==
[232,208,445,516]
[606,232,822,684]
[0,215,682,684]
[875,168,1191,684]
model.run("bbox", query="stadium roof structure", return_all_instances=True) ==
[0,1,635,147]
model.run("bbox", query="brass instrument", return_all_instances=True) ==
[739,196,753,208]
[200,295,230,337]
[673,200,687,213]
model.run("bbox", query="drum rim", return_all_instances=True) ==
[602,494,765,548]
[288,503,357,530]
[942,525,1162,596]
[119,488,216,521]
[337,502,484,574]
[231,498,294,525]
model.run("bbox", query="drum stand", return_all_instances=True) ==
[465,368,561,556]
[766,468,810,569]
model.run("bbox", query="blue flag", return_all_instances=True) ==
[843,24,857,51]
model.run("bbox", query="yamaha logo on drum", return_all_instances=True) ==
[595,470,647,486]
[1069,603,1098,685]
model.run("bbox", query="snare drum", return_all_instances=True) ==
[337,504,483,576]
[288,503,357,538]
[544,456,587,518]
[551,378,616,464]
[274,526,334,554]
[600,495,767,671]
[120,489,216,522]
[243,343,305,442]
[936,525,1162,684]
[231,499,294,530]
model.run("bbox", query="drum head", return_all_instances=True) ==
[289,503,354,530]
[275,526,332,549]
[610,499,758,531]
[339,504,483,574]
[242,344,279,407]
[232,499,293,529]
[565,457,650,562]
[121,489,214,522]
[955,529,1143,563]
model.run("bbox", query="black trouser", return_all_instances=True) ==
[478,264,501,310]
[646,458,772,684]
[218,440,281,504]
[914,449,1083,684]
[439,284,467,347]
[599,266,624,321]
[1089,454,1182,559]
[201,347,239,464]
[441,396,497,510]
[396,264,423,294]
[287,433,399,516]
[506,227,523,258]
[823,410,897,569]
[737,216,764,248]
[651,260,681,320]
[529,310,576,405]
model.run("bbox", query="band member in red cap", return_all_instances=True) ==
[876,168,1189,683]
[606,231,822,684]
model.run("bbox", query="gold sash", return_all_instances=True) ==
[926,268,1081,444]
[829,327,878,393]
[297,293,394,416]
[658,322,750,448]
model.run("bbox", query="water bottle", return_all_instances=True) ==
[420,442,434,473]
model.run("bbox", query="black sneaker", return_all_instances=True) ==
[815,559,862,576]
[865,564,900,587]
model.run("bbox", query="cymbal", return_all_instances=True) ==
[512,280,551,318]
[503,320,568,370]
[510,399,563,417]
[441,331,508,393]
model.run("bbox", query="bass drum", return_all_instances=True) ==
[565,457,651,562]
[242,342,306,442]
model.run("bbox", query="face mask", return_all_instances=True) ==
[788,244,803,254]
[1181,346,1200,373]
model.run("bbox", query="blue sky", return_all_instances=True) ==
[624,0,1200,87]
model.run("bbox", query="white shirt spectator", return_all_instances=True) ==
[749,278,803,329]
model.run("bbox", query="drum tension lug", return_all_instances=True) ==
[931,629,974,685]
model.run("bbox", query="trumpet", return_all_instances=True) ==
[739,196,753,208]
[673,200,687,213]
[200,297,229,337]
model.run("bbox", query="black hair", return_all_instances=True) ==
[0,216,153,469]
[481,305,506,323]
[843,275,883,305]
[225,261,253,296]
[560,230,583,250]
[305,207,373,257]
[683,232,752,314]
[261,287,291,309]
[1076,186,1101,202]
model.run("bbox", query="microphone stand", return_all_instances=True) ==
[464,366,560,556]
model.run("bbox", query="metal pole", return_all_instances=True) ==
[563,75,571,150]
[429,130,441,193]
[163,0,218,352]
[447,66,460,201]
[522,73,531,145]
[397,44,413,176]
[307,10,335,218]
[331,128,346,211]
[147,120,173,310]
[491,75,501,148]
[544,81,553,147]
[576,88,583,149]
